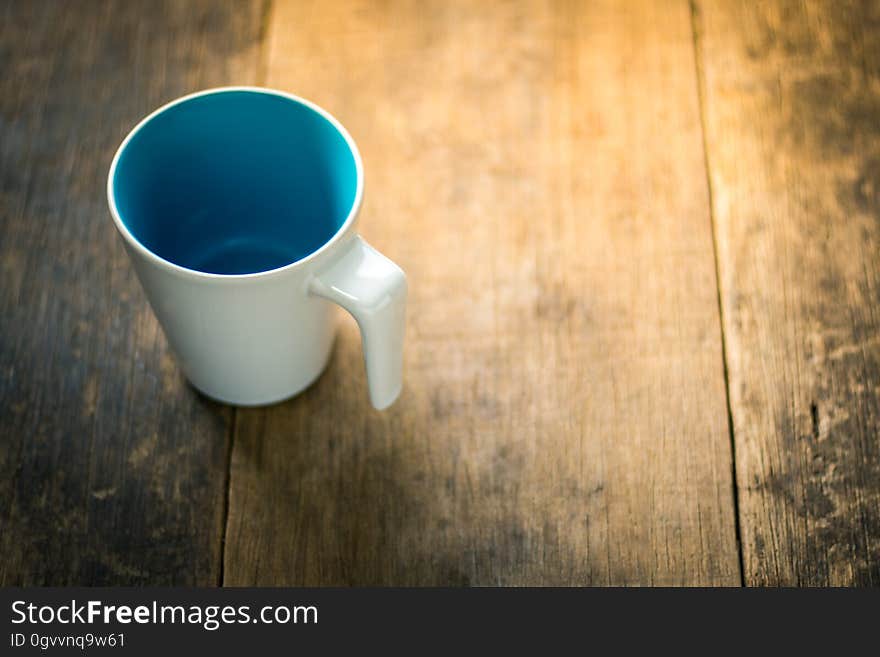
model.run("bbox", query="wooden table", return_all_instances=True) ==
[1,0,877,586]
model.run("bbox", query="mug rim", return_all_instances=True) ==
[106,86,365,280]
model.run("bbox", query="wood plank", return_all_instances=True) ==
[694,0,880,585]
[0,0,265,585]
[224,0,739,585]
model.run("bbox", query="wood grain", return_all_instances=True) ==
[223,0,740,586]
[694,0,880,584]
[0,0,265,585]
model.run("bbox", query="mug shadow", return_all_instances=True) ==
[221,326,475,586]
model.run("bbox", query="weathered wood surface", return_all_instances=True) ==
[694,0,880,585]
[3,0,877,587]
[222,0,740,585]
[0,0,265,585]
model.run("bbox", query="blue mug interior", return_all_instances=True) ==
[111,90,359,275]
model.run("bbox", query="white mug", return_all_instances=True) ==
[107,87,406,409]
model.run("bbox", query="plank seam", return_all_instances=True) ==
[255,0,274,89]
[218,409,237,586]
[689,0,747,587]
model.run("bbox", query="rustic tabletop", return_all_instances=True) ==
[1,0,878,586]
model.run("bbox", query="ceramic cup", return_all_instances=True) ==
[107,87,406,409]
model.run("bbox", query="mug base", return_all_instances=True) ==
[187,347,334,407]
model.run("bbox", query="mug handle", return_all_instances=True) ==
[309,235,407,410]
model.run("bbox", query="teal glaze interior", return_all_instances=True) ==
[112,91,358,274]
